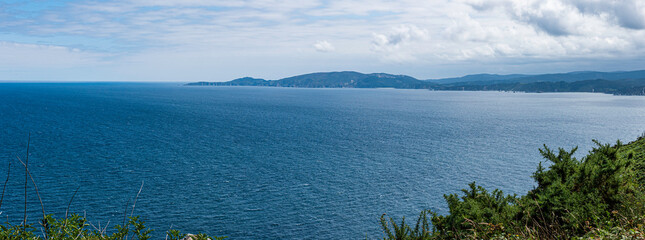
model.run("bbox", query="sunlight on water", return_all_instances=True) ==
[1,84,644,239]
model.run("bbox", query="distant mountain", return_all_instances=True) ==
[428,74,530,84]
[187,70,645,95]
[187,71,437,89]
[509,70,645,84]
[437,79,645,95]
[228,77,270,85]
[429,70,645,85]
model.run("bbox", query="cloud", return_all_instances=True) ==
[569,0,645,30]
[486,0,588,36]
[0,41,114,81]
[369,24,430,62]
[0,41,105,68]
[371,24,428,49]
[514,1,583,36]
[313,40,335,52]
[1,0,645,80]
[466,0,645,36]
[443,13,495,42]
[433,0,645,62]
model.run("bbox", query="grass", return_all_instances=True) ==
[0,135,226,240]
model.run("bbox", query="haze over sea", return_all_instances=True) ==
[1,83,644,239]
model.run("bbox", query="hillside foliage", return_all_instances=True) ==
[381,136,645,239]
[187,70,645,95]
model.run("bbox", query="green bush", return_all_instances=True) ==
[381,137,645,239]
[0,214,226,240]
[0,136,227,240]
[0,205,227,240]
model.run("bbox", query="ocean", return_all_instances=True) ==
[1,83,644,239]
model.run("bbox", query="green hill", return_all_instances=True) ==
[438,79,645,95]
[187,71,437,89]
[428,70,645,85]
[187,70,645,95]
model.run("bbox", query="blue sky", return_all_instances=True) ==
[1,0,645,81]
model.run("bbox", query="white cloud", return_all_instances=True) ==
[313,40,335,52]
[465,0,645,35]
[569,0,645,30]
[463,0,592,36]
[370,24,430,62]
[372,24,429,49]
[440,0,645,64]
[1,0,645,80]
[511,0,586,36]
[443,13,496,42]
[0,41,105,68]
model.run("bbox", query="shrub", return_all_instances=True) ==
[381,137,645,239]
[0,214,227,240]
[0,136,226,240]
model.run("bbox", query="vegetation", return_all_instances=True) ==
[0,214,225,239]
[0,137,226,240]
[187,70,645,95]
[380,135,645,239]
[5,134,645,239]
[0,196,226,240]
[187,71,435,89]
[430,70,645,85]
[439,79,645,95]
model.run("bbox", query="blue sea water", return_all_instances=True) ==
[0,83,644,239]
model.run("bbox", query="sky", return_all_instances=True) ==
[1,0,645,81]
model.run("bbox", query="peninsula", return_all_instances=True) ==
[187,70,645,95]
